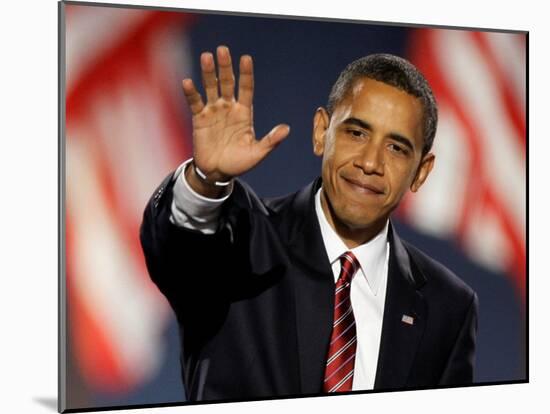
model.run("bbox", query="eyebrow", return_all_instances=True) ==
[342,117,415,152]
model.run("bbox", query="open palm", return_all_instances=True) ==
[182,46,290,183]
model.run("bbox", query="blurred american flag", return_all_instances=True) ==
[402,28,526,302]
[65,4,192,394]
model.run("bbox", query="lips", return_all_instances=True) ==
[341,176,385,195]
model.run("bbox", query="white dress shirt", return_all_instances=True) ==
[170,159,389,391]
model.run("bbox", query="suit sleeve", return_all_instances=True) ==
[139,171,239,321]
[439,292,479,385]
[140,169,287,337]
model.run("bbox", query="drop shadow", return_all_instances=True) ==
[33,397,57,412]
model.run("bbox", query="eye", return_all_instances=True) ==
[346,129,366,139]
[388,143,409,156]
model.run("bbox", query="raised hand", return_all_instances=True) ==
[182,45,290,196]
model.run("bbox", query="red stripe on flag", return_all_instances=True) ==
[470,31,526,150]
[65,7,196,394]
[67,11,195,126]
[66,217,131,393]
[407,28,526,301]
[408,29,485,241]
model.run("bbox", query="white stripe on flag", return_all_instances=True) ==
[433,30,526,239]
[485,32,526,111]
[67,135,165,382]
[406,106,470,237]
[66,6,149,92]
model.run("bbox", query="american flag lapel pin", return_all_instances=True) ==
[401,314,414,325]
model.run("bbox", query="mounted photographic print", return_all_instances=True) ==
[59,0,527,411]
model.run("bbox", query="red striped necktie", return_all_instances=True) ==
[323,251,360,393]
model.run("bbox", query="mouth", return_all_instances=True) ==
[341,176,385,196]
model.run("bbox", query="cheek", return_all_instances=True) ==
[324,137,355,173]
[386,162,418,199]
[321,157,336,190]
[323,134,337,158]
[321,138,339,177]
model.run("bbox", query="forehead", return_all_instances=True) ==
[334,77,424,143]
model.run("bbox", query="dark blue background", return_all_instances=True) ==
[93,10,525,408]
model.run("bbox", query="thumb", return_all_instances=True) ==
[258,124,291,154]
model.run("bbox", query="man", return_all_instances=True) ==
[140,45,478,401]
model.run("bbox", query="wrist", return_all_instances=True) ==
[184,161,230,199]
[192,162,232,187]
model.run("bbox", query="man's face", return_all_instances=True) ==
[313,77,434,241]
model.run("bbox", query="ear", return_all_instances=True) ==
[312,107,330,157]
[410,152,435,192]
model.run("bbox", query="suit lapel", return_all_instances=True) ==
[374,224,427,389]
[286,180,336,395]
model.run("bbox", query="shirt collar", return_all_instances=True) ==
[314,188,389,295]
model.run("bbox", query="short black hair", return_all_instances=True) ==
[326,53,438,155]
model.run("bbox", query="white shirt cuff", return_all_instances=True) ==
[169,158,234,234]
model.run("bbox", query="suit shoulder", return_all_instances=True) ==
[402,239,476,303]
[231,179,320,220]
[263,192,300,214]
[231,179,298,217]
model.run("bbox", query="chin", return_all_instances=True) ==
[336,207,382,231]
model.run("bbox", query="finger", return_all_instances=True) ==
[217,45,235,101]
[200,52,219,103]
[181,78,205,115]
[250,105,255,133]
[257,124,291,156]
[238,55,254,108]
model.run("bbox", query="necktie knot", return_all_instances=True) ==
[339,251,360,284]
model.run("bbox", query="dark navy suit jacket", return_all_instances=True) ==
[140,172,478,401]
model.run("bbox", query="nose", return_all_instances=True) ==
[353,140,384,175]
